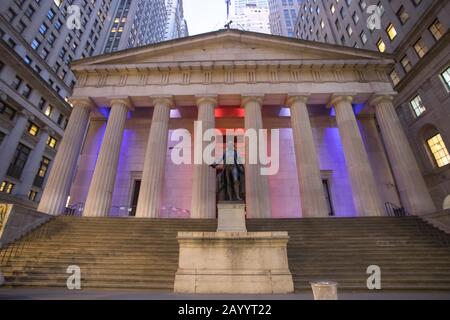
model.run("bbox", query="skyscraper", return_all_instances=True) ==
[268,0,303,37]
[294,0,450,211]
[101,0,188,54]
[231,0,271,34]
[165,0,189,40]
[101,0,167,53]
[0,0,114,205]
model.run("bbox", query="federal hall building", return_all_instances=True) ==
[36,29,441,220]
[3,29,450,293]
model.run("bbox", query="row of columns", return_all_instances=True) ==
[37,94,436,218]
[0,109,52,199]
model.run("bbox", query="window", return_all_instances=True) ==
[360,31,367,44]
[7,143,31,179]
[396,6,409,25]
[31,38,40,50]
[39,23,47,35]
[34,157,50,188]
[28,190,37,201]
[22,84,32,98]
[414,38,428,58]
[386,23,397,40]
[0,181,14,194]
[330,4,335,14]
[47,136,57,149]
[28,122,39,136]
[427,134,450,168]
[346,25,353,36]
[0,102,16,120]
[11,76,22,90]
[440,66,450,90]
[43,105,52,117]
[377,39,386,52]
[352,12,359,24]
[429,20,445,41]
[390,69,400,86]
[410,95,426,118]
[401,56,412,73]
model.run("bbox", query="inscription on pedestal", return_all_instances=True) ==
[217,201,246,232]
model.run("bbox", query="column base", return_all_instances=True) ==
[174,231,294,294]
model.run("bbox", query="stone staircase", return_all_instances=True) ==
[1,216,450,292]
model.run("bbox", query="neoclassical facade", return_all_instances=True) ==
[37,30,437,219]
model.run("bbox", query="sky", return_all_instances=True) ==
[183,0,229,35]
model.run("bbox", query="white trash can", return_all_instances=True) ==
[310,281,338,300]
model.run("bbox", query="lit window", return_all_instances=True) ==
[427,134,450,168]
[330,4,335,14]
[377,39,386,52]
[429,20,445,41]
[28,122,40,136]
[386,23,397,40]
[28,190,37,201]
[44,105,53,117]
[401,56,412,73]
[0,181,15,194]
[410,95,426,118]
[47,136,57,149]
[440,66,450,90]
[320,20,325,29]
[414,38,428,58]
[390,70,400,86]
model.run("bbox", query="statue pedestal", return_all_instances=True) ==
[217,201,246,232]
[173,232,294,294]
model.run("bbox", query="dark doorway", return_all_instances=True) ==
[322,179,334,217]
[130,180,141,216]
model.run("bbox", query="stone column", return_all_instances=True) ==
[37,98,93,215]
[370,95,436,215]
[13,127,50,197]
[83,98,131,217]
[287,95,328,217]
[331,95,384,217]
[135,97,173,218]
[0,110,30,182]
[242,96,272,218]
[191,96,217,219]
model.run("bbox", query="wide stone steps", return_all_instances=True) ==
[2,216,450,292]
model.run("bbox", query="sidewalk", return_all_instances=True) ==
[1,288,450,300]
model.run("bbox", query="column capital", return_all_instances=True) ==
[286,94,310,107]
[68,97,95,110]
[241,95,264,107]
[195,95,218,106]
[327,94,355,108]
[109,96,134,110]
[368,93,396,108]
[151,96,174,108]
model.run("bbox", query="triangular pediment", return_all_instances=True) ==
[72,29,393,71]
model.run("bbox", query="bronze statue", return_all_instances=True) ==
[211,141,245,202]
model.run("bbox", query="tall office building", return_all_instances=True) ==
[231,0,270,34]
[231,3,271,34]
[268,0,303,37]
[101,0,188,54]
[101,0,167,53]
[165,0,188,40]
[233,0,269,14]
[294,0,450,210]
[0,0,113,205]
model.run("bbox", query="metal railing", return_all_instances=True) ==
[385,202,409,217]
[384,202,450,248]
[0,215,55,266]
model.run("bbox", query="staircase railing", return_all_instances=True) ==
[64,202,84,216]
[0,215,55,266]
[385,202,409,217]
[384,202,450,249]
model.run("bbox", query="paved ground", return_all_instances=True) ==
[0,288,450,300]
